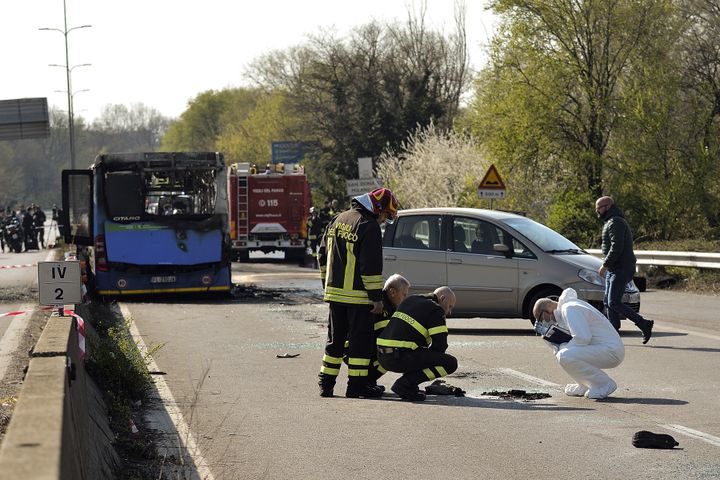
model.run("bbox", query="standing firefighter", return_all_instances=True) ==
[306,207,323,259]
[317,188,399,398]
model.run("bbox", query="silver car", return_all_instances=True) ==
[382,207,640,323]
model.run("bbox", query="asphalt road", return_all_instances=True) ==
[122,258,720,480]
[0,247,60,440]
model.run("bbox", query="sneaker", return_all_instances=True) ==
[564,384,589,397]
[586,379,617,399]
[391,378,426,402]
[641,320,654,344]
[346,383,384,399]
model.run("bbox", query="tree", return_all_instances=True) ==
[375,122,488,209]
[90,103,171,153]
[468,0,672,197]
[247,3,470,201]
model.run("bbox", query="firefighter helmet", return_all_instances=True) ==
[368,187,399,223]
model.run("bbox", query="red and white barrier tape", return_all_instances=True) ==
[0,307,86,359]
[0,263,36,269]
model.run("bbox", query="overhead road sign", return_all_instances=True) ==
[478,164,507,199]
[0,98,50,141]
[271,141,321,164]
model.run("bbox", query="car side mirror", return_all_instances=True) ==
[493,243,512,258]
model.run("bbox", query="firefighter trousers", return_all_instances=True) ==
[378,347,458,386]
[320,303,374,386]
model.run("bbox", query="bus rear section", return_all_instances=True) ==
[229,163,310,261]
[62,152,232,296]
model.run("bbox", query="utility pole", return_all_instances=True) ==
[39,0,91,169]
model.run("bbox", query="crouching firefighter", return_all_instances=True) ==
[317,188,399,398]
[377,287,458,401]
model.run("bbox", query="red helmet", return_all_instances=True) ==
[368,187,399,222]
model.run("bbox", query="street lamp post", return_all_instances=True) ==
[39,0,91,169]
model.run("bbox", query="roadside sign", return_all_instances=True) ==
[478,164,507,199]
[358,157,373,179]
[346,178,381,197]
[37,261,82,306]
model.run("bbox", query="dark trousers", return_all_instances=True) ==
[320,303,374,385]
[378,348,458,386]
[604,265,649,330]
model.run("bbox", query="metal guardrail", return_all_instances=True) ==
[585,249,720,269]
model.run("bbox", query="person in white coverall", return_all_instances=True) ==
[533,288,625,399]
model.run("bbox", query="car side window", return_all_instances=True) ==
[453,217,482,253]
[511,237,536,259]
[391,215,442,250]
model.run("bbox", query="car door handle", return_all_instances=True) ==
[384,255,397,261]
[448,258,462,264]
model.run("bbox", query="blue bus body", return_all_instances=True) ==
[62,152,232,295]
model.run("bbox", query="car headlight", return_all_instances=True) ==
[578,268,604,286]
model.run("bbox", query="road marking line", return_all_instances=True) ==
[0,303,35,382]
[653,324,720,342]
[661,424,720,448]
[122,304,216,480]
[496,367,562,388]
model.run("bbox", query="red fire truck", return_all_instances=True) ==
[228,162,311,262]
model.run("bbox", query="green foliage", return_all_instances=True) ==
[545,190,599,248]
[248,12,470,201]
[466,0,720,241]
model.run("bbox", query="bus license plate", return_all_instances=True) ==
[150,276,176,284]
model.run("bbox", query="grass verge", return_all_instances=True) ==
[81,301,165,479]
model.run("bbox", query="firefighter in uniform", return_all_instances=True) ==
[367,274,411,389]
[317,187,399,398]
[306,207,323,259]
[377,286,458,401]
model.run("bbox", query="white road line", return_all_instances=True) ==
[0,304,35,382]
[122,304,216,480]
[0,250,57,382]
[653,324,720,342]
[661,424,720,448]
[496,367,562,388]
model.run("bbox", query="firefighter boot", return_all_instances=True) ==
[391,376,426,402]
[345,378,384,399]
[318,373,336,398]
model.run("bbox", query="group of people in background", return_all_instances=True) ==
[306,198,339,259]
[0,203,58,253]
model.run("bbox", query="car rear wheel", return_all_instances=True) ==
[527,286,562,325]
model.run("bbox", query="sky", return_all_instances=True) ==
[1,1,498,124]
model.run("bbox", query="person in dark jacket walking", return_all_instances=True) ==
[595,196,654,343]
[377,287,458,401]
[317,187,399,398]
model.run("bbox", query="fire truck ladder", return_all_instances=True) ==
[237,175,249,239]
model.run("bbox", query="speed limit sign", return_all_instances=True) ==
[37,261,82,306]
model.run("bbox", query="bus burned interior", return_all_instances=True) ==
[99,153,225,221]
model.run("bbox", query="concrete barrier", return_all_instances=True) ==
[0,308,119,479]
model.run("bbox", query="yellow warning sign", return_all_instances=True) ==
[478,164,506,190]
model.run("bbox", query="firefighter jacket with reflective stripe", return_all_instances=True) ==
[318,202,383,305]
[373,291,395,334]
[377,294,449,352]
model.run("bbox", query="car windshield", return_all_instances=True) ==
[502,217,583,253]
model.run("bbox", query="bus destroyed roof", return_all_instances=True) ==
[95,152,225,170]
